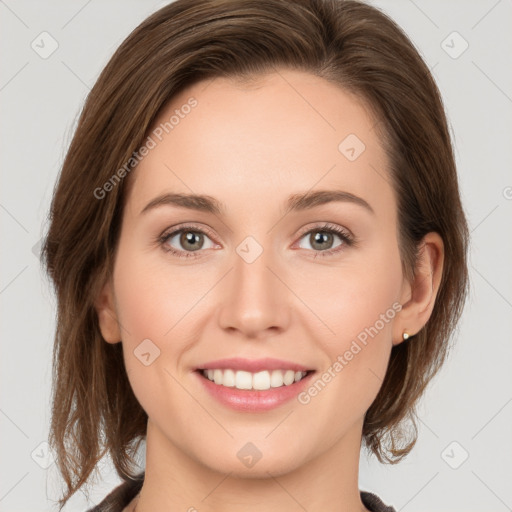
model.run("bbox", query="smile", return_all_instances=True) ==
[201,368,311,390]
[195,369,316,412]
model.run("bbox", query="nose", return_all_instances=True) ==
[217,240,291,339]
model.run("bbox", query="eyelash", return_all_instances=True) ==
[157,222,356,260]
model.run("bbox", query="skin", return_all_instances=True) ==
[96,69,444,512]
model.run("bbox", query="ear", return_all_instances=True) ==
[94,279,122,344]
[393,232,444,346]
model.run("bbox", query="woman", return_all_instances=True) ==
[41,0,469,511]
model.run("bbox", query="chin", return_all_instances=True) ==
[195,446,307,479]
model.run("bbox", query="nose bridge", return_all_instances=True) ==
[217,233,289,336]
[233,233,280,305]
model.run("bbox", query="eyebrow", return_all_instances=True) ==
[140,189,375,216]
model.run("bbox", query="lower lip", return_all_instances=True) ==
[194,370,315,412]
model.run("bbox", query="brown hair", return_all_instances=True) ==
[42,0,469,507]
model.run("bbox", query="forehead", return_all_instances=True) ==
[126,69,394,221]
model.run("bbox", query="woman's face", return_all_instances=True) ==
[103,69,411,476]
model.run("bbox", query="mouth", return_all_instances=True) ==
[195,368,316,391]
[194,367,316,412]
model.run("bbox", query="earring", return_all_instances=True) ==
[402,331,411,341]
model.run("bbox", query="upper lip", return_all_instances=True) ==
[196,357,313,373]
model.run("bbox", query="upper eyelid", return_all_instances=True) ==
[295,222,352,238]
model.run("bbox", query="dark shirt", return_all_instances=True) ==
[87,472,396,512]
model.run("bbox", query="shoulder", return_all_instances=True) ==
[86,473,144,512]
[360,490,396,512]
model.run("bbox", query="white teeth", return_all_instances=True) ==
[201,368,309,390]
[270,370,284,388]
[253,371,270,390]
[223,369,235,387]
[213,370,235,388]
[283,370,295,385]
[213,369,223,385]
[235,370,253,389]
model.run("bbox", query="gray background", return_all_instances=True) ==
[1,0,511,510]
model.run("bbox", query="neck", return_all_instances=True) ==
[134,418,369,512]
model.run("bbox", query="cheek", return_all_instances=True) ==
[112,256,196,420]
[295,281,401,441]
[113,240,205,342]
[293,240,403,348]
[111,243,180,383]
[296,240,403,410]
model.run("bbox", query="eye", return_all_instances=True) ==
[158,224,217,259]
[158,222,355,260]
[295,223,354,258]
